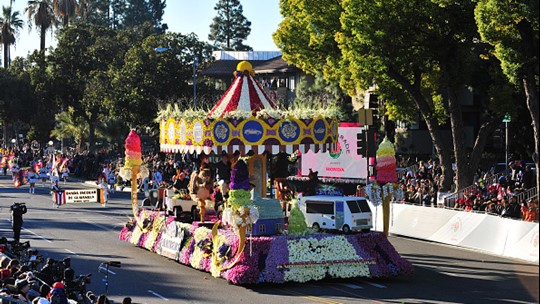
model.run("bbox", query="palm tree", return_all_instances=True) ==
[52,0,76,26]
[0,6,24,68]
[26,0,56,51]
[51,107,89,153]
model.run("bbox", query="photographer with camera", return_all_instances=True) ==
[10,203,27,243]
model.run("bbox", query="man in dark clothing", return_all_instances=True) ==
[213,152,231,183]
[10,203,27,242]
[172,172,190,193]
[506,196,522,219]
[522,166,534,189]
[213,152,232,197]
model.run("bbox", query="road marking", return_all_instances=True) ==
[366,282,387,289]
[81,219,111,231]
[148,290,169,301]
[281,288,343,304]
[22,227,52,243]
[327,285,386,304]
[64,249,78,256]
[343,283,364,289]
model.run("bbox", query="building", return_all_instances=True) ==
[202,51,304,107]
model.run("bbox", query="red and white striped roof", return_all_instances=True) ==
[208,72,277,118]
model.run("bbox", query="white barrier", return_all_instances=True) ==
[371,203,539,264]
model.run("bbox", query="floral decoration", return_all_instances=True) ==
[119,210,414,285]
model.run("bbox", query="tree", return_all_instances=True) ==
[48,23,120,151]
[274,0,510,191]
[0,5,24,68]
[121,0,165,31]
[209,0,252,50]
[109,31,214,126]
[51,107,89,152]
[25,0,56,51]
[475,0,539,189]
[52,0,77,26]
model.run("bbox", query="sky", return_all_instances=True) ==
[5,0,283,59]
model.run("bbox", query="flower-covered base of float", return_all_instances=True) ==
[120,210,414,285]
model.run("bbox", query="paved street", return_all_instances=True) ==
[1,175,538,304]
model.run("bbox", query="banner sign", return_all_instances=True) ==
[54,189,105,204]
[301,123,367,179]
[156,221,188,260]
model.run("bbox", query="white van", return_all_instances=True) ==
[298,195,373,233]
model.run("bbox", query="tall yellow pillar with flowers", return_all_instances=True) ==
[375,137,398,236]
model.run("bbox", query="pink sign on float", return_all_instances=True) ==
[301,123,368,179]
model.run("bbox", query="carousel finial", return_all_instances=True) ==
[234,61,255,77]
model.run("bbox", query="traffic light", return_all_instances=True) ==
[357,132,366,157]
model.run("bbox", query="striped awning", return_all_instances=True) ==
[208,72,277,118]
[160,143,331,155]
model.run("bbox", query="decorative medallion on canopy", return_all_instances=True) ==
[159,61,339,155]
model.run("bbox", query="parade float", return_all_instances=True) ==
[119,62,413,284]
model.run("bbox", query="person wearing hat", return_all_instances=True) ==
[47,281,68,304]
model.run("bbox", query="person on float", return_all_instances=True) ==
[192,162,214,222]
[172,171,189,194]
[212,151,232,198]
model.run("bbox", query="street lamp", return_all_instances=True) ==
[502,113,511,176]
[193,56,198,109]
[155,47,198,109]
[11,138,16,149]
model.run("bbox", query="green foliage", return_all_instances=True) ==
[287,199,308,236]
[1,5,24,68]
[209,0,252,50]
[110,31,214,126]
[0,68,36,125]
[475,0,539,86]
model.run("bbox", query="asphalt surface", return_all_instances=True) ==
[1,174,538,304]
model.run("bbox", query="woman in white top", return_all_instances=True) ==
[28,169,39,193]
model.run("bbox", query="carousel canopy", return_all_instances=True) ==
[159,61,338,155]
[208,62,277,118]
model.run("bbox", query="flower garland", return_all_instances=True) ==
[365,183,404,206]
[190,227,212,269]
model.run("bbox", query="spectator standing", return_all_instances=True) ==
[152,167,163,188]
[10,203,27,242]
[521,166,534,189]
[506,196,522,219]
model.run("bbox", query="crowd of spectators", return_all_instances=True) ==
[397,158,538,222]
